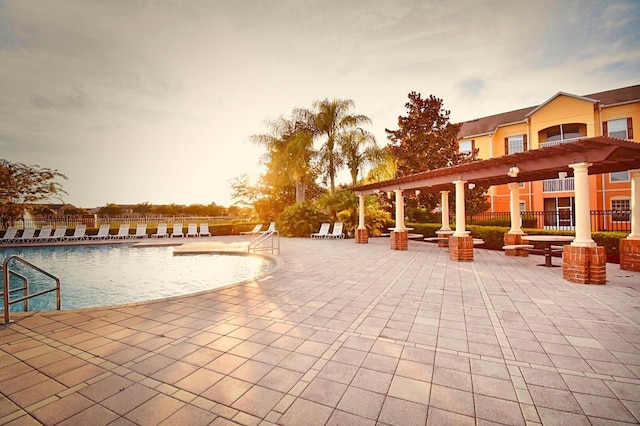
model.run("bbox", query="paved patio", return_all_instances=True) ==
[1,236,640,425]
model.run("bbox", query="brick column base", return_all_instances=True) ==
[562,245,606,285]
[503,232,529,257]
[390,231,408,251]
[450,235,473,261]
[355,228,369,244]
[620,239,640,272]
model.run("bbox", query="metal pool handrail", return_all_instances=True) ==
[2,255,61,324]
[248,230,280,255]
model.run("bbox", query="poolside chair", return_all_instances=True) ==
[186,223,199,237]
[16,228,36,243]
[0,228,18,244]
[259,222,276,234]
[311,222,331,239]
[240,224,262,235]
[111,224,131,239]
[171,223,184,238]
[33,225,53,242]
[89,224,111,240]
[66,224,87,241]
[152,223,169,238]
[49,226,68,242]
[326,222,345,239]
[132,223,148,239]
[199,223,211,237]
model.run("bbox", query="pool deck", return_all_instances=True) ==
[1,236,640,425]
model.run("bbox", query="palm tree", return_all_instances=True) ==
[312,98,371,195]
[340,128,384,186]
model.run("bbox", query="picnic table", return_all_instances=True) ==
[521,235,575,267]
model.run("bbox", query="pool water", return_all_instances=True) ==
[1,244,275,311]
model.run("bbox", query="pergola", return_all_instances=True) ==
[351,137,640,281]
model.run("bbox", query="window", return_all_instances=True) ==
[540,123,586,143]
[504,134,527,154]
[519,201,526,212]
[610,171,630,182]
[604,118,633,139]
[459,140,474,156]
[611,198,630,222]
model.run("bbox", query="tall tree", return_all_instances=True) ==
[340,128,384,186]
[0,159,67,226]
[312,98,371,195]
[385,92,489,214]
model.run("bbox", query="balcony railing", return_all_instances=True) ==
[539,136,587,148]
[543,177,575,192]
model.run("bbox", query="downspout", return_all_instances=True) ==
[489,132,494,212]
[527,118,533,210]
[599,104,607,230]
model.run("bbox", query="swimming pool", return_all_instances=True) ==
[1,244,276,312]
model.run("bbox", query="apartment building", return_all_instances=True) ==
[457,84,640,229]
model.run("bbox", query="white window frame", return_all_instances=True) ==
[459,140,473,155]
[508,135,524,153]
[611,197,630,222]
[609,171,630,182]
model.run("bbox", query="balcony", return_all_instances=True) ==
[539,136,587,148]
[543,177,574,192]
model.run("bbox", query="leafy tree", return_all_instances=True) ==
[98,203,123,216]
[0,159,67,226]
[385,92,490,215]
[340,128,384,186]
[312,98,371,195]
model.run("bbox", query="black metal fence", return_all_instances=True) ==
[467,210,631,233]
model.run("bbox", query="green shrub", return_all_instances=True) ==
[406,222,443,238]
[276,202,331,238]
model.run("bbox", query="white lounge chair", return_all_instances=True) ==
[66,224,87,241]
[171,223,183,238]
[152,223,169,238]
[311,222,331,239]
[17,228,36,243]
[132,224,148,239]
[240,224,262,235]
[111,224,131,239]
[33,226,53,242]
[199,223,211,237]
[186,223,199,237]
[260,222,276,234]
[0,228,18,244]
[49,226,68,242]
[90,224,111,240]
[326,222,345,239]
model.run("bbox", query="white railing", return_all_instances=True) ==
[248,230,280,255]
[543,177,575,192]
[7,215,253,230]
[539,136,587,148]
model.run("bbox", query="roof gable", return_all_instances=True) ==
[525,92,598,117]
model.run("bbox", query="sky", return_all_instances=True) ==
[1,0,639,208]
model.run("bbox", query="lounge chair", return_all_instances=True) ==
[152,223,169,238]
[186,223,199,237]
[240,224,262,235]
[326,222,345,239]
[89,224,110,240]
[66,224,87,241]
[199,223,211,237]
[132,224,148,239]
[171,223,183,238]
[17,228,36,243]
[49,226,68,242]
[33,226,53,242]
[111,224,131,239]
[0,228,18,244]
[260,222,276,234]
[311,222,331,239]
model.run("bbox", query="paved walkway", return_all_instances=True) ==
[1,236,640,425]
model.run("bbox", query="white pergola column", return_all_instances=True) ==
[628,169,640,239]
[358,194,366,230]
[569,162,596,247]
[508,183,524,234]
[440,190,451,231]
[394,189,406,230]
[453,180,467,237]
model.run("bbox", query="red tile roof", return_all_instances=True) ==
[458,84,640,138]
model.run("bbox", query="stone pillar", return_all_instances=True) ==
[390,189,408,250]
[440,190,451,231]
[452,180,467,237]
[563,162,606,284]
[508,183,523,234]
[620,169,640,271]
[450,180,473,261]
[355,194,368,244]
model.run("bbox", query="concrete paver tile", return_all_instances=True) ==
[200,375,251,406]
[337,386,385,420]
[124,393,184,426]
[387,375,430,404]
[31,393,94,425]
[474,394,525,425]
[429,384,475,417]
[157,404,218,425]
[231,385,285,418]
[378,396,428,426]
[101,382,157,415]
[574,393,638,423]
[426,406,475,426]
[299,377,347,407]
[528,384,583,413]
